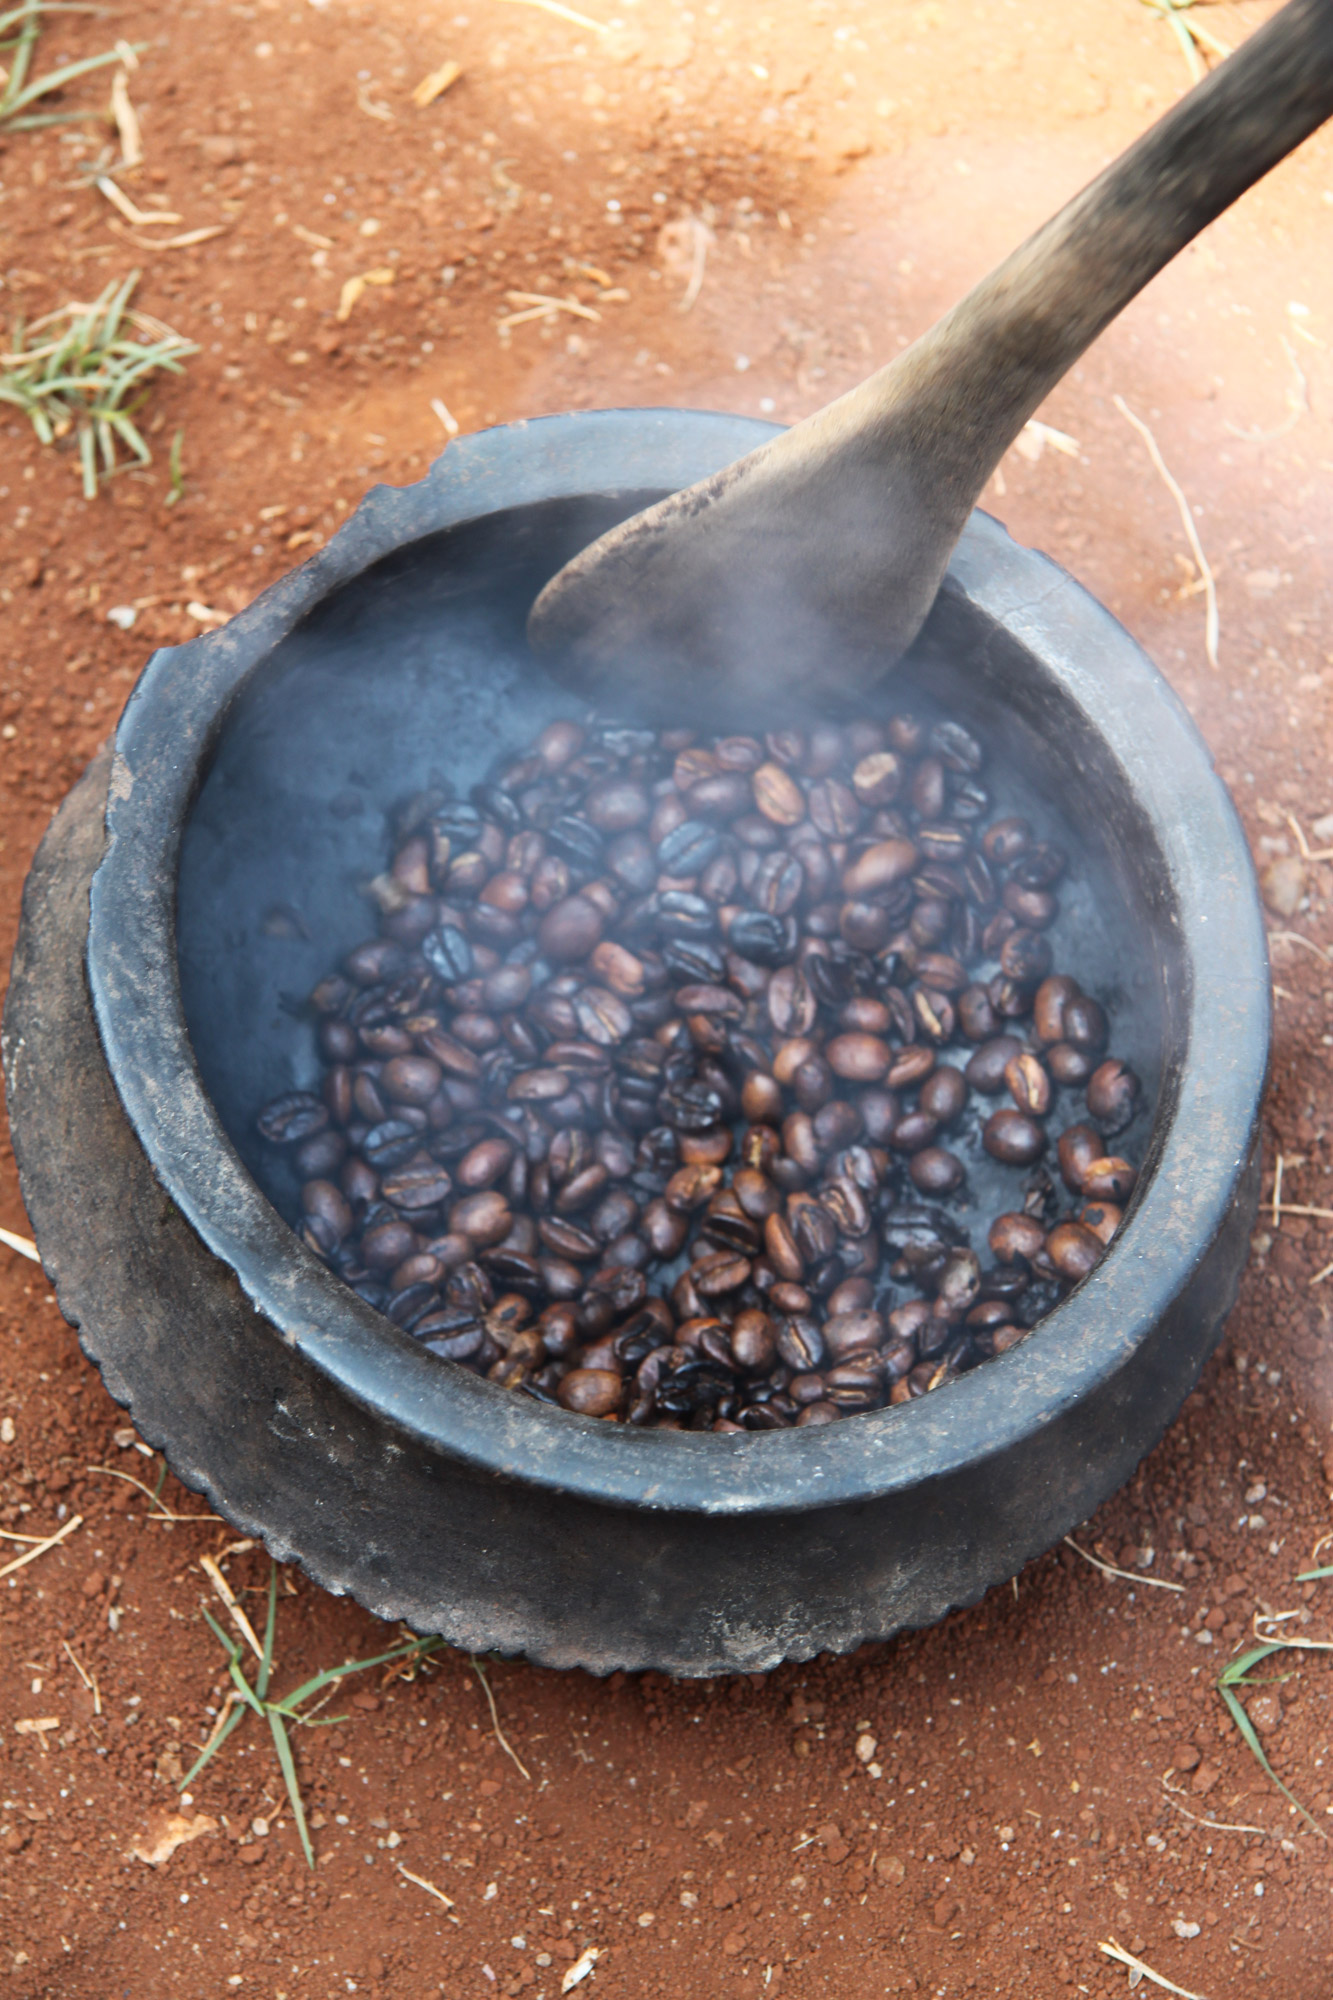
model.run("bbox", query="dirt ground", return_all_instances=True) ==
[3,0,1333,1994]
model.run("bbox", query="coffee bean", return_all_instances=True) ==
[1063,993,1108,1051]
[1046,1220,1103,1283]
[909,1147,965,1195]
[919,1065,968,1123]
[983,1110,1046,1166]
[1004,1051,1051,1118]
[1087,1057,1140,1133]
[362,1219,417,1271]
[657,819,721,876]
[557,1368,624,1416]
[776,1315,828,1372]
[1046,1041,1096,1086]
[1000,928,1053,985]
[538,894,604,962]
[752,762,806,825]
[1079,1200,1123,1246]
[989,1211,1047,1264]
[1056,1123,1102,1192]
[826,1033,891,1082]
[449,1191,513,1246]
[258,1092,329,1145]
[851,752,903,807]
[1081,1155,1137,1202]
[766,962,817,1035]
[841,839,918,898]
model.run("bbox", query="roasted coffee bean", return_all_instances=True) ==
[363,1119,425,1171]
[450,1190,513,1246]
[826,1033,891,1082]
[851,752,903,807]
[1081,1155,1137,1202]
[1000,928,1053,985]
[421,922,475,984]
[983,1109,1046,1166]
[775,1315,828,1373]
[657,819,721,876]
[766,963,817,1036]
[557,1368,624,1416]
[842,839,918,899]
[726,910,794,966]
[1046,1220,1103,1282]
[823,1309,884,1360]
[258,1092,329,1145]
[910,1147,965,1195]
[1079,1200,1123,1246]
[1087,1057,1140,1133]
[956,983,999,1042]
[1004,1051,1051,1118]
[989,1211,1047,1264]
[1057,1122,1102,1192]
[1047,1041,1096,1086]
[919,1064,968,1124]
[380,1157,454,1211]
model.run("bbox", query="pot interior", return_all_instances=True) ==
[175,492,1170,1354]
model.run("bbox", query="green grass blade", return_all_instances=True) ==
[268,1708,316,1868]
[0,0,38,103]
[179,1697,247,1791]
[200,1605,242,1657]
[2,107,102,127]
[276,1635,445,1716]
[1219,1643,1286,1684]
[257,1565,279,1701]
[4,42,124,114]
[108,409,150,464]
[1216,1680,1320,1832]
[0,2,106,30]
[1296,1565,1333,1582]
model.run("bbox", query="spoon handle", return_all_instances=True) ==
[863,0,1333,522]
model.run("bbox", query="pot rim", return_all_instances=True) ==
[85,407,1269,1518]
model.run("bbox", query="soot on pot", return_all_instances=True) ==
[254,710,1144,1430]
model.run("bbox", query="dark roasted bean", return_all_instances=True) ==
[957,982,999,1041]
[1004,1051,1052,1118]
[1046,1041,1096,1086]
[1087,1057,1140,1133]
[918,1065,968,1124]
[909,1147,964,1195]
[775,1315,828,1373]
[983,1109,1046,1166]
[657,819,721,876]
[989,1211,1047,1264]
[1046,1220,1104,1282]
[1081,1155,1137,1202]
[1057,1122,1103,1192]
[999,928,1053,985]
[557,1368,624,1416]
[258,1091,329,1145]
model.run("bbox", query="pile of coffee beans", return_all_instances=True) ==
[256,711,1144,1430]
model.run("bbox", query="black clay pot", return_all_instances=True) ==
[3,409,1268,1675]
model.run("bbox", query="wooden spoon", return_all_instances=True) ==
[528,0,1333,710]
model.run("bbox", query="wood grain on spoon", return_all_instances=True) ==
[528,0,1333,711]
